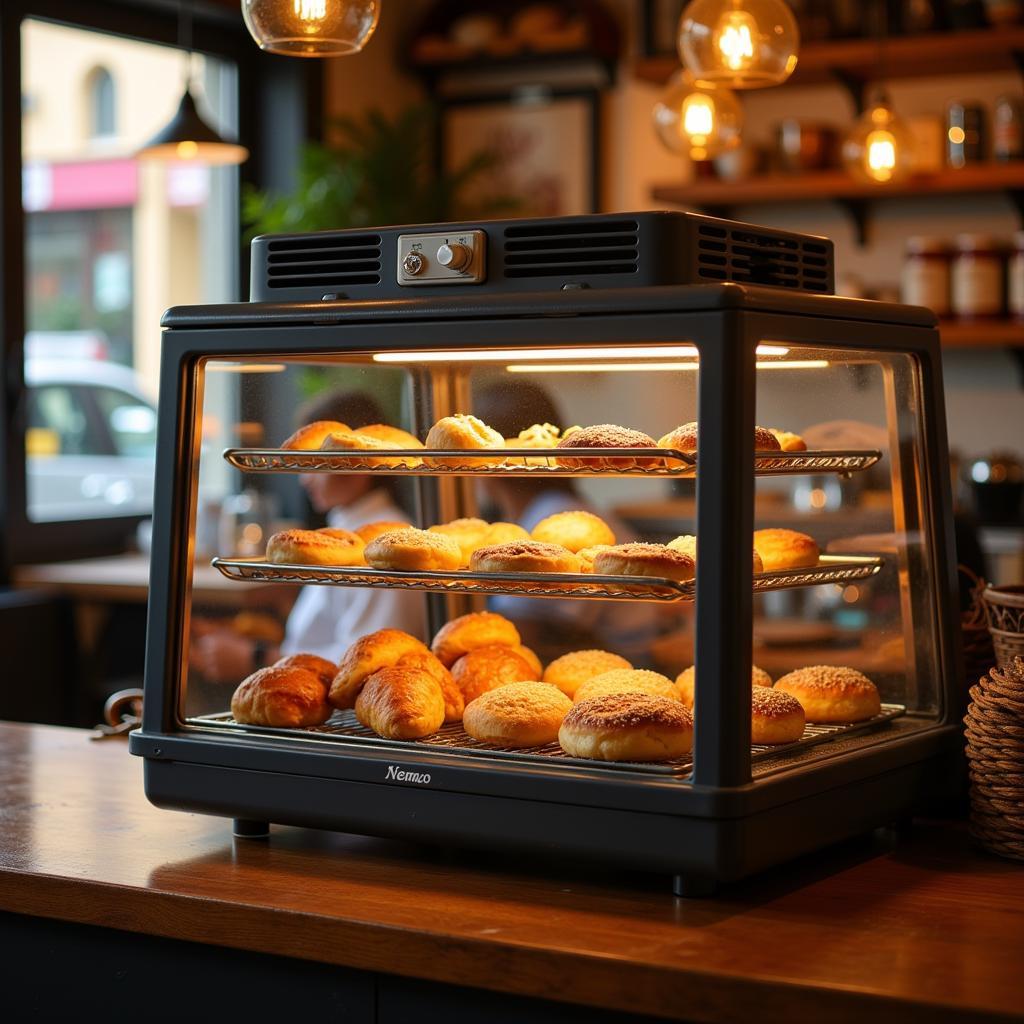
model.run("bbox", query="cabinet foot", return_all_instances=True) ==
[233,819,270,839]
[672,874,716,898]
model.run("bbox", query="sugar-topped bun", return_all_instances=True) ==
[428,518,492,567]
[274,653,337,687]
[559,693,693,762]
[773,665,881,723]
[363,528,463,572]
[531,510,615,553]
[593,543,695,582]
[232,665,331,728]
[451,644,537,704]
[505,422,561,466]
[431,611,520,667]
[543,649,632,697]
[329,628,429,709]
[574,668,680,704]
[555,424,658,469]
[752,687,806,744]
[424,414,504,467]
[281,420,349,451]
[752,528,819,571]
[657,422,781,453]
[469,540,580,575]
[267,528,365,567]
[463,681,572,747]
[666,534,764,574]
[675,664,772,708]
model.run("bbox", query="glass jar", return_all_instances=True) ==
[1009,231,1024,319]
[947,102,986,168]
[952,234,1004,319]
[901,236,951,315]
[994,95,1024,161]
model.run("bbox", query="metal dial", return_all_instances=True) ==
[436,242,472,271]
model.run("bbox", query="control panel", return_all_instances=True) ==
[397,230,487,286]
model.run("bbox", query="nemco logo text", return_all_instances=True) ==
[385,765,432,784]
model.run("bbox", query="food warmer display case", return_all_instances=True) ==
[130,212,962,895]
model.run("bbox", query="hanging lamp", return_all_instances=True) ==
[653,70,743,161]
[242,0,380,57]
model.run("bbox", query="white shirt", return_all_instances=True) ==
[280,488,426,661]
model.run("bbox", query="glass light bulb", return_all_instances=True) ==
[242,0,379,57]
[653,71,742,161]
[678,0,799,88]
[843,101,915,184]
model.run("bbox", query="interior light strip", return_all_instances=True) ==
[206,363,288,373]
[507,360,829,373]
[373,344,789,363]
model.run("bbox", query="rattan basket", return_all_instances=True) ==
[982,585,1024,667]
[964,657,1024,861]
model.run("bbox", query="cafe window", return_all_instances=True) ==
[87,65,116,139]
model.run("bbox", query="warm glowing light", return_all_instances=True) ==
[507,360,828,373]
[843,100,914,185]
[948,126,966,144]
[294,0,326,19]
[243,0,378,57]
[865,130,897,182]
[175,140,199,159]
[373,344,788,364]
[653,70,742,160]
[682,94,715,138]
[716,10,757,71]
[206,363,288,373]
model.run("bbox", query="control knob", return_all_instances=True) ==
[436,242,472,272]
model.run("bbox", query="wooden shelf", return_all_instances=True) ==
[938,320,1024,348]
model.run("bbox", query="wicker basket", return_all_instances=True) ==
[982,585,1024,667]
[961,568,996,688]
[964,657,1024,861]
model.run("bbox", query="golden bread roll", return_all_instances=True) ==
[266,528,365,567]
[592,543,695,582]
[231,665,331,728]
[357,423,424,450]
[355,665,445,739]
[451,644,536,704]
[274,653,337,687]
[675,664,773,708]
[363,528,463,571]
[428,517,492,567]
[484,521,531,546]
[319,429,417,468]
[543,649,632,698]
[511,644,543,678]
[657,422,781,453]
[752,687,806,744]
[577,544,613,573]
[469,540,580,575]
[463,681,573,748]
[354,520,410,546]
[281,420,349,451]
[555,424,658,470]
[395,649,464,723]
[574,668,680,704]
[752,528,820,571]
[768,428,807,452]
[431,611,521,667]
[559,693,693,762]
[329,628,429,709]
[773,665,881,723]
[424,414,505,467]
[504,422,561,466]
[666,534,764,574]
[530,510,615,553]
[231,610,284,643]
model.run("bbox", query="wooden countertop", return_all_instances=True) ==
[1,722,1022,1023]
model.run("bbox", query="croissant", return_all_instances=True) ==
[355,666,445,739]
[329,629,429,709]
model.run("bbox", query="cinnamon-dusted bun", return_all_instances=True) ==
[431,611,520,667]
[267,528,365,567]
[675,664,773,709]
[428,518,492,567]
[395,649,464,723]
[424,414,504,467]
[329,628,429,709]
[355,665,445,739]
[752,528,820,572]
[543,649,633,698]
[658,422,781,453]
[274,653,337,687]
[450,644,536,704]
[666,534,764,574]
[354,520,411,547]
[463,681,572,748]
[363,528,463,572]
[592,543,695,582]
[773,665,881,723]
[768,428,807,452]
[751,687,806,744]
[559,693,693,762]
[231,665,331,728]
[574,668,680,704]
[555,424,658,470]
[319,429,417,468]
[469,540,580,575]
[530,510,615,553]
[281,420,349,451]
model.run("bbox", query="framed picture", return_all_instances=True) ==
[639,0,686,57]
[440,89,599,218]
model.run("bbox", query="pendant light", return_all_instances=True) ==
[242,0,380,57]
[136,0,248,165]
[653,71,743,161]
[677,0,799,89]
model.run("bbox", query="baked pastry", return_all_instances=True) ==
[773,665,881,723]
[354,520,410,546]
[504,422,561,466]
[592,544,695,582]
[675,664,773,708]
[428,517,492,567]
[281,420,349,451]
[574,668,680,704]
[512,644,543,678]
[363,528,463,572]
[463,681,573,748]
[424,414,504,467]
[451,644,537,704]
[576,544,613,573]
[355,665,445,739]
[751,687,806,744]
[752,528,820,571]
[231,610,284,643]
[657,422,781,453]
[274,653,337,687]
[395,649,464,722]
[666,535,764,574]
[431,611,521,668]
[530,510,615,553]
[768,428,807,452]
[266,528,366,567]
[231,665,331,728]
[357,424,425,450]
[329,628,430,709]
[319,429,415,468]
[555,424,658,470]
[469,540,580,575]
[559,693,693,762]
[543,649,633,698]
[484,521,530,546]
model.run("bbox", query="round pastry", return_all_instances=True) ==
[555,424,658,470]
[231,665,331,728]
[428,517,492,567]
[281,420,349,451]
[395,649,464,723]
[592,543,695,582]
[355,665,445,739]
[752,528,820,572]
[463,681,573,748]
[511,644,543,678]
[675,664,773,708]
[431,611,521,668]
[354,520,410,546]
[357,423,425,450]
[273,653,337,687]
[267,528,366,567]
[768,428,807,452]
[576,544,613,573]
[574,668,680,704]
[543,649,633,698]
[530,510,615,553]
[363,528,463,572]
[657,422,781,453]
[469,540,580,575]
[505,422,561,466]
[751,687,806,744]
[319,429,413,468]
[329,628,430,709]
[773,665,882,723]
[666,535,764,574]
[424,414,505,467]
[559,693,694,762]
[450,644,537,704]
[484,521,531,546]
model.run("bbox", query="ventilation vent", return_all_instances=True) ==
[502,220,639,278]
[697,225,830,293]
[265,233,382,290]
